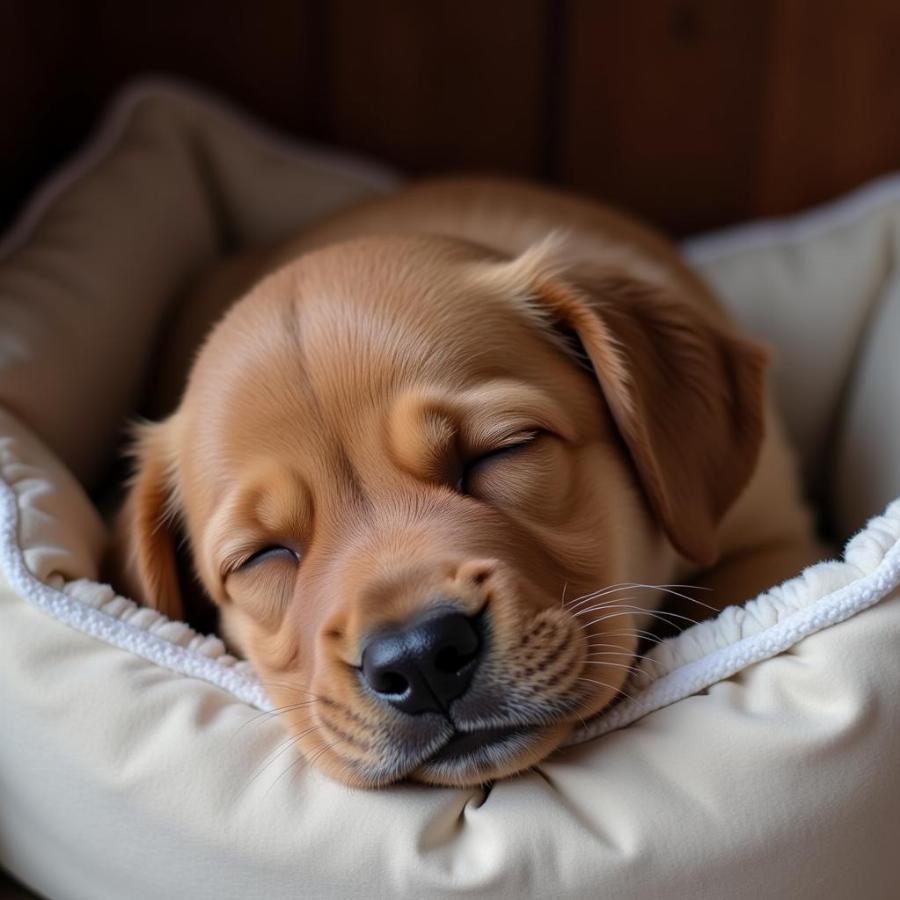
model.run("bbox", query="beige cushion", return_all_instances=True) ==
[1,81,899,900]
[0,80,396,487]
[685,178,900,538]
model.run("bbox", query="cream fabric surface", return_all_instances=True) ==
[1,82,899,899]
[684,175,900,536]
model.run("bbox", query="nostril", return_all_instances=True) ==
[361,647,413,697]
[376,670,409,696]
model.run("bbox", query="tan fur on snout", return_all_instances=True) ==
[107,178,821,788]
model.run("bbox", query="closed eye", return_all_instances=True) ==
[239,545,300,570]
[458,430,542,494]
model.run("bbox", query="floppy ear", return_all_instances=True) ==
[531,266,767,566]
[105,420,185,620]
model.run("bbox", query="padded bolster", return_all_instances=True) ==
[0,85,395,487]
[686,176,900,529]
[834,268,900,536]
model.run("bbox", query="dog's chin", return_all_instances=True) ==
[410,721,572,787]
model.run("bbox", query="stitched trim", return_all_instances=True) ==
[0,465,273,709]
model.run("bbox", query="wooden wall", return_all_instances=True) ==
[4,0,900,236]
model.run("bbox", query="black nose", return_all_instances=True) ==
[361,609,483,714]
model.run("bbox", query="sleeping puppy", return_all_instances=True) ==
[108,178,820,788]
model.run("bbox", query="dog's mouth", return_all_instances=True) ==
[427,725,530,764]
[408,723,548,785]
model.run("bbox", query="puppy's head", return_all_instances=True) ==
[113,234,765,787]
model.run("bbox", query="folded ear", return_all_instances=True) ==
[526,261,768,566]
[104,420,185,620]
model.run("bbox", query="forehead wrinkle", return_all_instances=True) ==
[300,301,451,407]
[331,445,371,512]
[297,295,563,442]
[293,243,536,393]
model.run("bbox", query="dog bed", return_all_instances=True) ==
[1,82,898,900]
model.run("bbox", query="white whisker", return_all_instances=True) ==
[241,723,321,797]
[233,700,319,736]
[576,676,637,703]
[594,628,665,645]
[565,581,715,615]
[579,606,702,631]
[564,582,636,612]
[584,649,659,665]
[581,661,640,674]
[572,595,637,617]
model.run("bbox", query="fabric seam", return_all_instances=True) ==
[565,529,900,743]
[0,472,272,710]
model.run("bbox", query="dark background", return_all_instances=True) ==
[4,0,900,237]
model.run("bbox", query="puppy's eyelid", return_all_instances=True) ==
[471,428,543,456]
[225,544,301,576]
[457,428,546,495]
[497,428,542,448]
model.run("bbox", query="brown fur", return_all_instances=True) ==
[107,178,820,787]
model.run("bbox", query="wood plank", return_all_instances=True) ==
[559,0,775,235]
[0,1,87,228]
[757,0,900,215]
[82,0,328,137]
[0,0,330,229]
[326,0,547,175]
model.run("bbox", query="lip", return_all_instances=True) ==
[427,725,530,763]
